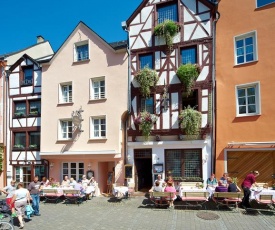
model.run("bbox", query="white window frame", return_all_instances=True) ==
[234,31,258,66]
[59,120,73,140]
[235,81,261,117]
[74,40,89,62]
[90,77,106,100]
[59,82,73,104]
[256,0,275,8]
[90,116,106,139]
[62,162,84,181]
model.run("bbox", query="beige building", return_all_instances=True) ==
[41,22,128,194]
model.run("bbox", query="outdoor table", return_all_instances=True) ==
[179,187,214,198]
[250,188,275,200]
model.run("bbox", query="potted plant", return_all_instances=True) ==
[14,112,25,117]
[154,20,180,50]
[177,63,200,97]
[13,144,24,149]
[135,67,159,98]
[29,111,39,116]
[178,105,202,139]
[29,144,38,149]
[134,111,158,141]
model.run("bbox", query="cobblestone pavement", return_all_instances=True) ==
[3,196,275,230]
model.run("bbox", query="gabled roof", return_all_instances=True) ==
[46,21,127,65]
[126,0,217,25]
[8,54,40,72]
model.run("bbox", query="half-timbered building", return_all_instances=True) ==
[125,0,218,190]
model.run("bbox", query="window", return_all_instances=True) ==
[22,67,33,86]
[29,132,40,149]
[14,102,26,117]
[62,162,84,181]
[165,149,202,179]
[74,41,89,62]
[157,3,178,23]
[60,120,73,139]
[236,82,260,117]
[91,78,105,100]
[14,133,26,149]
[141,97,154,114]
[182,90,198,109]
[59,83,72,103]
[257,0,275,7]
[91,116,106,138]
[181,47,197,64]
[139,54,153,69]
[235,31,257,65]
[29,101,41,116]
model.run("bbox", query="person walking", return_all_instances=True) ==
[1,180,17,217]
[241,171,259,208]
[12,182,31,229]
[28,176,42,216]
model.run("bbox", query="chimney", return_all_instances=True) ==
[37,35,45,43]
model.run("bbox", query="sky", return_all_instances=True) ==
[0,0,141,55]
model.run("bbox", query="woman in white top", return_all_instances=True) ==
[12,182,31,229]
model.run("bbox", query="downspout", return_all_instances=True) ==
[211,3,220,175]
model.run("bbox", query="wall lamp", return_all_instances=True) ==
[203,153,209,164]
[50,162,54,169]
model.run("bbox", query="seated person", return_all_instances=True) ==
[220,172,228,187]
[41,177,49,187]
[69,177,77,187]
[61,176,70,187]
[206,173,218,189]
[164,181,177,208]
[149,181,164,205]
[154,174,165,188]
[215,180,228,192]
[74,180,85,195]
[85,177,97,199]
[227,177,241,192]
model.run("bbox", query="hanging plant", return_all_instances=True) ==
[134,111,158,141]
[135,67,159,98]
[177,63,200,97]
[178,105,202,137]
[154,20,180,50]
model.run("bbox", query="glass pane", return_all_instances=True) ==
[71,169,76,174]
[245,37,253,45]
[140,54,153,69]
[237,47,244,56]
[238,89,245,97]
[158,4,177,23]
[236,40,244,48]
[181,47,196,64]
[63,169,68,174]
[246,44,254,54]
[15,102,26,115]
[29,132,40,148]
[246,54,254,62]
[79,169,84,176]
[29,101,41,114]
[238,97,246,105]
[63,163,68,168]
[247,87,255,96]
[248,96,255,104]
[239,106,247,114]
[248,105,256,113]
[71,163,76,168]
[79,163,84,168]
[237,56,244,64]
[14,133,26,148]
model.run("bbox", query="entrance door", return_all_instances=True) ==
[134,149,152,191]
[15,166,31,188]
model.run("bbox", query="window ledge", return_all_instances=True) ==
[57,102,74,106]
[73,59,90,65]
[236,113,261,118]
[89,138,107,141]
[89,98,107,103]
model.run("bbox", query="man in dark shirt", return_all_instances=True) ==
[28,176,42,216]
[241,171,259,208]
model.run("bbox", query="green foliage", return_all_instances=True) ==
[177,63,200,96]
[0,146,3,171]
[135,111,158,141]
[135,67,159,98]
[29,144,38,148]
[13,144,24,149]
[178,105,202,137]
[154,20,180,50]
[232,177,238,184]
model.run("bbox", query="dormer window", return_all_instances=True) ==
[157,3,178,23]
[74,41,89,62]
[22,67,33,86]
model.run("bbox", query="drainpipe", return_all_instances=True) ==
[122,21,131,167]
[211,3,220,175]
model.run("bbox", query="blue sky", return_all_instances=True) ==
[0,0,141,55]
